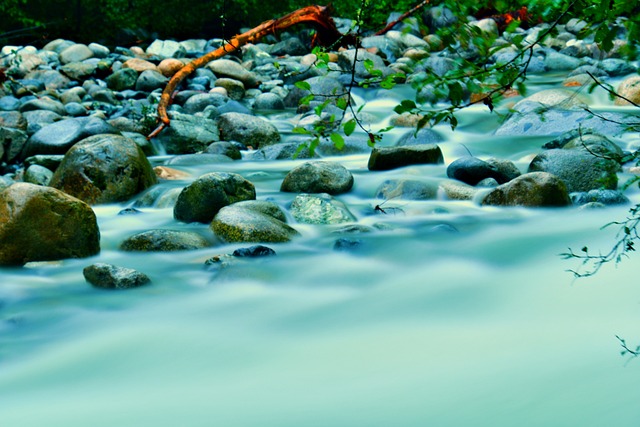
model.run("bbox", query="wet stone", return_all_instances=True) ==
[281,161,354,195]
[368,144,444,171]
[83,263,151,290]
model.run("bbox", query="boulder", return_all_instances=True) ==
[528,149,619,192]
[49,134,157,204]
[281,161,354,195]
[173,172,256,223]
[0,183,100,265]
[217,112,280,148]
[150,112,219,154]
[447,156,513,185]
[83,263,151,289]
[211,201,298,243]
[368,144,444,171]
[615,75,640,106]
[481,172,571,207]
[206,59,259,88]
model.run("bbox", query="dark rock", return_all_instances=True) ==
[481,172,572,207]
[217,112,280,148]
[270,37,308,56]
[281,161,354,195]
[106,68,139,91]
[0,183,100,265]
[120,229,211,252]
[232,245,277,257]
[447,156,512,185]
[49,134,157,204]
[368,144,444,171]
[0,127,28,163]
[83,263,150,289]
[528,149,619,192]
[173,172,256,223]
[118,207,142,215]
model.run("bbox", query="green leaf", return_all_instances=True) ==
[294,81,311,91]
[299,94,314,105]
[292,126,311,135]
[448,82,463,105]
[343,119,356,136]
[330,132,345,150]
[336,98,348,110]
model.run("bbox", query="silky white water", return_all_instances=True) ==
[1,80,639,426]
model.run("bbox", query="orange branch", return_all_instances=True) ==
[148,5,344,139]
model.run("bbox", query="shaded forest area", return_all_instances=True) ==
[0,0,418,47]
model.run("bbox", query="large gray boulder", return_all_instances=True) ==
[281,161,354,195]
[173,172,256,223]
[49,134,157,204]
[0,183,100,265]
[528,149,620,192]
[217,112,280,148]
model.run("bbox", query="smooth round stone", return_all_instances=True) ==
[253,92,285,110]
[120,230,211,252]
[84,263,150,289]
[59,43,94,64]
[281,161,354,195]
[0,96,20,111]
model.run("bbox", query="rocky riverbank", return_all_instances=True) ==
[1,8,639,286]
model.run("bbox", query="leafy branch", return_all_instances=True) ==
[560,205,640,278]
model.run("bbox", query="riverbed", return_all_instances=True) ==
[1,75,640,425]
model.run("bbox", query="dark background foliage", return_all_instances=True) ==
[0,0,423,47]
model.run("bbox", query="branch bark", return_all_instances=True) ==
[148,5,346,139]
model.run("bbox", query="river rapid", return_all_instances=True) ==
[1,74,640,426]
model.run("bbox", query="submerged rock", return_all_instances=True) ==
[0,183,100,265]
[290,193,356,224]
[84,263,151,289]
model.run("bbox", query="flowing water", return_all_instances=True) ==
[1,76,640,426]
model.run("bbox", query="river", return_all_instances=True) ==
[1,75,639,426]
